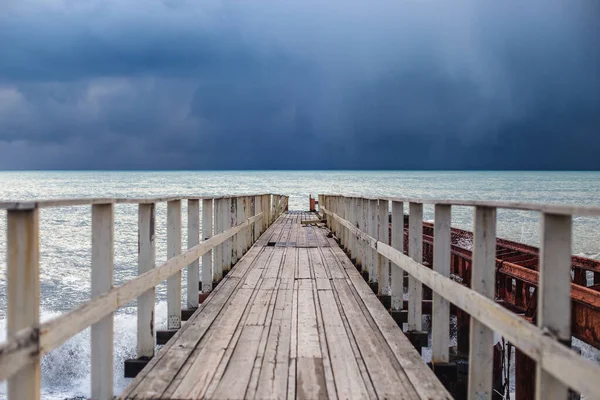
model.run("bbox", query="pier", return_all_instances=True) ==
[1,194,600,399]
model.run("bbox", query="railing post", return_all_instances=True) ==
[361,198,368,277]
[268,195,273,225]
[355,198,363,269]
[186,199,200,309]
[202,199,213,293]
[391,201,404,313]
[167,200,182,331]
[91,203,114,399]
[137,203,155,358]
[350,197,356,258]
[407,202,424,332]
[7,208,40,400]
[254,195,261,241]
[224,197,233,272]
[214,198,223,283]
[368,199,378,288]
[468,206,496,400]
[432,204,451,364]
[378,199,390,300]
[535,213,572,400]
[232,197,239,266]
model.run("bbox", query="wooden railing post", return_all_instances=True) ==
[232,197,239,266]
[137,203,155,359]
[378,199,390,298]
[186,199,200,309]
[201,199,213,293]
[535,213,572,400]
[408,202,423,332]
[214,198,223,283]
[468,206,496,400]
[361,198,368,276]
[7,208,40,400]
[391,201,404,312]
[368,199,378,286]
[432,204,451,364]
[167,200,182,331]
[91,203,114,399]
[224,197,233,272]
[268,195,273,225]
[355,198,362,269]
[254,195,261,241]
[350,197,356,258]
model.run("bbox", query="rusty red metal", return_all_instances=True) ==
[396,217,600,399]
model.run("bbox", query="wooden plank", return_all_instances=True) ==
[187,199,200,308]
[368,199,378,283]
[129,250,265,398]
[255,279,294,399]
[468,206,496,400]
[213,198,223,282]
[432,204,451,363]
[391,201,404,311]
[318,289,369,399]
[310,247,329,279]
[535,213,572,400]
[408,202,423,332]
[6,208,40,400]
[167,200,182,330]
[332,277,416,399]
[332,244,452,400]
[288,278,299,399]
[245,251,286,398]
[169,287,256,399]
[297,248,312,279]
[91,204,114,399]
[310,260,337,400]
[378,199,390,296]
[137,203,156,358]
[201,199,213,293]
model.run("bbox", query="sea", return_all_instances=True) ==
[1,170,600,399]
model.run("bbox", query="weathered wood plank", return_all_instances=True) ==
[167,200,182,330]
[137,203,156,359]
[391,201,404,311]
[332,244,452,400]
[468,206,496,400]
[535,213,572,400]
[407,202,423,332]
[91,204,114,400]
[6,208,40,400]
[318,289,369,399]
[187,199,200,308]
[432,204,451,363]
[201,198,213,293]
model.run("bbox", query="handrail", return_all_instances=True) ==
[319,194,600,400]
[318,193,600,217]
[0,193,289,211]
[0,193,289,399]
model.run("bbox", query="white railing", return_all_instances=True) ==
[0,193,289,400]
[319,194,600,400]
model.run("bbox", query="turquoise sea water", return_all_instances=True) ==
[1,170,599,398]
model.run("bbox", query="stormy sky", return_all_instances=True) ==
[0,0,598,170]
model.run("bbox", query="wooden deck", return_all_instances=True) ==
[121,211,451,400]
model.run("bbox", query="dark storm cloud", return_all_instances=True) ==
[0,0,598,170]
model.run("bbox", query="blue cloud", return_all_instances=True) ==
[0,0,598,169]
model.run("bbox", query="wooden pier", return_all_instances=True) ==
[2,193,600,400]
[121,211,450,399]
